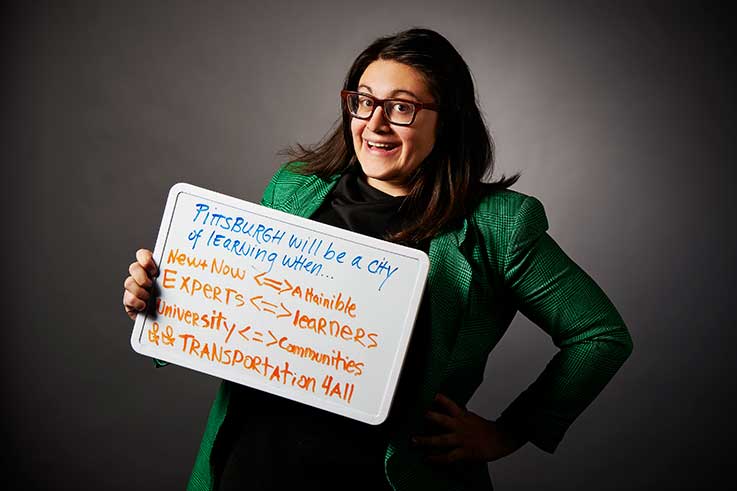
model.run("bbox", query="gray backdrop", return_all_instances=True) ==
[3,1,735,489]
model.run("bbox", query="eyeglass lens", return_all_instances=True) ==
[346,94,415,125]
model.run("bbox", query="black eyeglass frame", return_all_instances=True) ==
[341,90,439,126]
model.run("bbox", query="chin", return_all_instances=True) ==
[357,159,395,180]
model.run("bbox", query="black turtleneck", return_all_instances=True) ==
[215,167,431,491]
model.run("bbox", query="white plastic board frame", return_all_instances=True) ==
[131,183,429,425]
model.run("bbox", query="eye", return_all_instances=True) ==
[392,102,412,114]
[358,96,374,108]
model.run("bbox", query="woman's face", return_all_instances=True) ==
[350,59,438,196]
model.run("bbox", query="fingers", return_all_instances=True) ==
[123,248,156,321]
[129,261,153,288]
[416,397,502,465]
[123,302,138,320]
[124,276,151,302]
[136,248,158,277]
[425,410,458,430]
[433,393,466,418]
[123,289,145,319]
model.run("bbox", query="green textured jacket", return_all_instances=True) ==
[186,164,633,490]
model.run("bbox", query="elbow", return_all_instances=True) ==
[581,322,633,366]
[613,323,634,364]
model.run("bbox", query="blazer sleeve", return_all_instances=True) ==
[495,195,633,453]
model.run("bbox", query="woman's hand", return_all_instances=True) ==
[412,393,526,465]
[122,248,158,321]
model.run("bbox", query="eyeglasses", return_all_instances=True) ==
[341,90,438,126]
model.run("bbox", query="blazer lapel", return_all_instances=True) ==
[421,217,472,405]
[384,218,473,491]
[278,173,341,218]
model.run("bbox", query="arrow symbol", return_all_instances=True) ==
[237,325,252,341]
[277,302,292,318]
[262,300,277,314]
[253,272,268,286]
[250,295,263,311]
[279,278,293,294]
[249,296,292,319]
[263,278,281,290]
[253,272,294,295]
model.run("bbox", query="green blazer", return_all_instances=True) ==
[186,164,633,490]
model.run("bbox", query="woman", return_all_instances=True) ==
[123,28,633,490]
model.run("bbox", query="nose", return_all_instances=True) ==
[367,105,391,133]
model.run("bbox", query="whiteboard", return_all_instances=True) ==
[131,183,429,424]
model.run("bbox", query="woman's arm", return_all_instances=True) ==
[497,195,634,453]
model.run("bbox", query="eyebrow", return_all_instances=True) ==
[357,84,421,101]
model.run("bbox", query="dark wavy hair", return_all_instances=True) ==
[283,28,520,244]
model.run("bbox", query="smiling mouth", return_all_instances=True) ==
[366,141,400,151]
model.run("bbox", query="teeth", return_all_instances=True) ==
[368,142,395,149]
